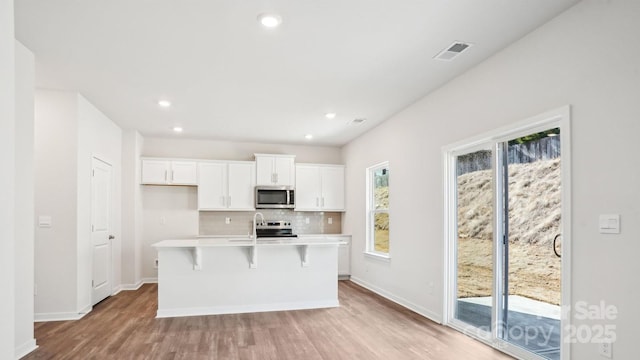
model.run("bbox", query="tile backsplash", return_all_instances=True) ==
[199,210,342,235]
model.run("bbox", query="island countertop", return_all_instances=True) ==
[153,234,350,248]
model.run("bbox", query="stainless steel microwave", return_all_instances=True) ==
[255,186,295,209]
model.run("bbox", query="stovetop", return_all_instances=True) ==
[255,220,297,238]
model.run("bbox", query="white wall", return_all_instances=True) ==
[143,137,342,163]
[35,90,123,318]
[141,186,199,279]
[343,1,640,359]
[140,137,343,280]
[34,90,79,317]
[0,0,16,357]
[76,94,123,310]
[121,130,144,288]
[14,41,36,358]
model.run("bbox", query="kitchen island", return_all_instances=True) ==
[152,235,349,318]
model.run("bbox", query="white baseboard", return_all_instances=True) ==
[112,280,144,295]
[15,339,37,360]
[34,309,90,322]
[112,278,157,296]
[157,300,339,318]
[35,278,160,322]
[350,276,442,324]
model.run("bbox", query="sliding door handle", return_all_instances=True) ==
[553,234,561,258]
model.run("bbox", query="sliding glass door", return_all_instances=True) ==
[453,146,495,334]
[445,111,569,360]
[498,129,562,359]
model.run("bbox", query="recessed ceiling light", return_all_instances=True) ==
[325,112,337,119]
[304,134,313,140]
[173,126,183,133]
[158,100,171,107]
[258,13,282,28]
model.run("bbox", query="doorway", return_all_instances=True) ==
[91,157,113,305]
[445,108,571,360]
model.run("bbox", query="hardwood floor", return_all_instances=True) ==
[24,281,513,359]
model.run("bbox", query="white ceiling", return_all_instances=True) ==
[15,0,580,146]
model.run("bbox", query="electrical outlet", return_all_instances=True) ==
[599,341,612,358]
[154,258,159,269]
[328,217,333,225]
[225,217,231,224]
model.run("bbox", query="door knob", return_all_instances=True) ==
[109,235,115,240]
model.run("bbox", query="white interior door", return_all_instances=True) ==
[92,157,112,305]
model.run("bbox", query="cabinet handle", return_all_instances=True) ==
[274,173,278,183]
[222,196,226,207]
[228,196,231,207]
[321,197,325,207]
[316,198,319,207]
[171,170,175,182]
[164,170,168,182]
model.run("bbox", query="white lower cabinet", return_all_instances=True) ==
[198,161,255,210]
[338,237,351,279]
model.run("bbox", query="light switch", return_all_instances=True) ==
[225,217,231,225]
[38,216,52,228]
[599,214,620,234]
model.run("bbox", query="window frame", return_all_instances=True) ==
[365,161,391,260]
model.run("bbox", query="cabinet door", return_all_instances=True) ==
[338,238,351,277]
[228,162,255,210]
[170,161,197,185]
[197,162,227,210]
[274,157,295,186]
[321,166,345,211]
[255,156,275,185]
[141,160,169,184]
[295,165,321,210]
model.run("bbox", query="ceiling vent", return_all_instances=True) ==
[349,118,367,126]
[434,41,472,61]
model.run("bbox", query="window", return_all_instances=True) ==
[366,162,390,258]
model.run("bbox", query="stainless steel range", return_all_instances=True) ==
[255,220,297,238]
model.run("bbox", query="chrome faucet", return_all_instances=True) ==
[252,212,264,243]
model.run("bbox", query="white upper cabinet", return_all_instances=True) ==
[295,164,345,211]
[255,154,295,186]
[227,162,256,210]
[141,159,197,185]
[295,166,321,209]
[170,161,198,185]
[197,162,226,209]
[321,166,345,210]
[198,161,255,211]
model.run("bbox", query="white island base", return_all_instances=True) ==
[153,238,344,318]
